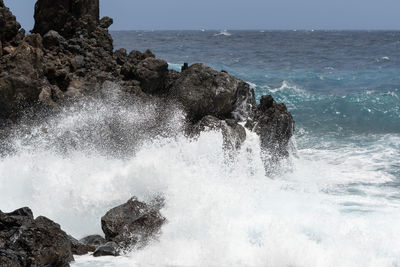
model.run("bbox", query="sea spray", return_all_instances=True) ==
[1,94,400,266]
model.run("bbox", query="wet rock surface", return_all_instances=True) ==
[191,115,246,150]
[251,95,295,168]
[170,63,255,122]
[101,197,165,251]
[93,242,119,257]
[0,207,74,266]
[80,234,106,248]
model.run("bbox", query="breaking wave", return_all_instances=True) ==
[0,85,399,267]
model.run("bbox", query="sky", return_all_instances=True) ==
[4,0,400,31]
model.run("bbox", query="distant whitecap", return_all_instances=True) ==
[214,30,232,36]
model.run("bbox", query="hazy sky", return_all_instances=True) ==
[4,0,400,31]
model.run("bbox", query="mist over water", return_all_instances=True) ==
[1,31,400,266]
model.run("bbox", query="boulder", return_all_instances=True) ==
[93,242,119,257]
[80,234,106,248]
[43,30,66,49]
[134,57,169,94]
[101,197,165,250]
[33,0,100,38]
[68,235,95,255]
[170,63,255,122]
[191,115,246,150]
[0,207,74,266]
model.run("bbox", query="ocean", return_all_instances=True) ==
[1,30,400,266]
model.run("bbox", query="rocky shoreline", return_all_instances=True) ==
[1,0,294,265]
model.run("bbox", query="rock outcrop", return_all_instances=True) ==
[0,0,295,263]
[0,0,294,166]
[101,197,165,252]
[170,63,255,122]
[0,207,74,266]
[0,0,22,46]
[33,0,99,38]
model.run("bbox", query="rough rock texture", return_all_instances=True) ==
[69,235,95,255]
[133,57,169,94]
[101,197,165,250]
[0,0,294,166]
[93,242,119,257]
[0,207,74,266]
[170,63,255,122]
[0,0,21,45]
[191,115,246,150]
[0,0,296,262]
[80,234,106,248]
[250,95,294,167]
[0,34,49,121]
[33,0,99,38]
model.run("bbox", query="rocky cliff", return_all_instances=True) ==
[0,1,295,264]
[0,0,294,166]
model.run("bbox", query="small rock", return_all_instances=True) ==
[99,16,113,29]
[69,235,95,255]
[43,30,65,48]
[114,48,127,65]
[101,197,165,250]
[93,242,119,257]
[80,234,106,248]
[181,62,189,72]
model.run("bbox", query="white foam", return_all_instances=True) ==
[246,81,257,90]
[214,30,232,36]
[1,96,400,267]
[267,80,305,93]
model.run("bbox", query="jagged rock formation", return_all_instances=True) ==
[0,0,23,47]
[33,0,99,38]
[0,207,74,266]
[0,0,294,164]
[0,0,295,262]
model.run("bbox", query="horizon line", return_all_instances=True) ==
[109,29,400,32]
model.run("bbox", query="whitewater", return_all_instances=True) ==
[1,30,400,266]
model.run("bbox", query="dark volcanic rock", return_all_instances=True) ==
[101,197,165,250]
[134,57,169,94]
[0,0,21,45]
[0,0,294,172]
[0,207,74,266]
[43,30,66,49]
[93,242,119,257]
[191,115,246,150]
[69,235,95,255]
[33,0,100,38]
[0,34,50,120]
[80,234,106,248]
[251,95,295,169]
[170,63,255,122]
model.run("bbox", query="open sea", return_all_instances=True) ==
[1,30,400,266]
